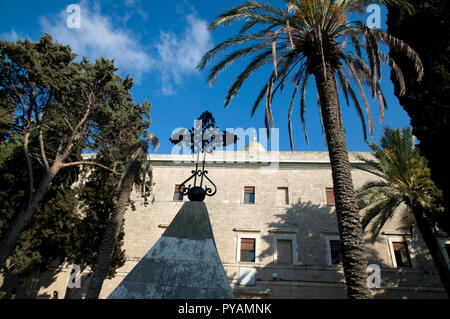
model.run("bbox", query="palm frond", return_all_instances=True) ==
[147,134,160,151]
[264,73,276,137]
[288,75,302,150]
[224,49,273,107]
[336,69,368,140]
[209,1,285,30]
[300,72,310,145]
[379,52,406,96]
[363,193,403,243]
[345,58,374,136]
[197,33,275,71]
[199,0,422,171]
[372,29,424,81]
[251,81,269,117]
[206,42,273,87]
[316,88,327,148]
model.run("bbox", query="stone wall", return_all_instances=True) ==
[98,151,447,298]
[2,151,448,299]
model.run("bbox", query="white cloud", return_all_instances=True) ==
[39,1,153,81]
[124,0,147,21]
[136,8,148,21]
[154,14,213,95]
[4,2,212,94]
[1,29,22,42]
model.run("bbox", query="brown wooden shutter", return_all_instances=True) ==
[393,242,407,251]
[277,240,293,264]
[244,186,255,194]
[326,188,335,205]
[241,238,255,251]
[175,184,184,192]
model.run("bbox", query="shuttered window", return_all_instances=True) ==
[330,240,343,265]
[393,242,412,267]
[244,186,255,204]
[240,238,256,262]
[277,239,293,264]
[326,188,335,206]
[173,184,184,201]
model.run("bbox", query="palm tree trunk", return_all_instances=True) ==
[0,167,59,269]
[313,63,370,299]
[86,146,145,299]
[409,203,450,297]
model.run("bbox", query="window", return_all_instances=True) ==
[173,184,184,201]
[392,242,412,267]
[240,238,256,263]
[244,186,255,204]
[326,188,335,206]
[277,187,289,205]
[276,239,293,264]
[330,240,343,265]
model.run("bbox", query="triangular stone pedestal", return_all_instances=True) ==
[108,202,234,299]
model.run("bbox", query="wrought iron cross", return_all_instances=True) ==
[178,149,217,202]
[169,111,238,202]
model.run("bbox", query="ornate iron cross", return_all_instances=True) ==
[169,111,238,202]
[178,150,217,202]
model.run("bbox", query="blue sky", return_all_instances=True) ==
[0,0,413,154]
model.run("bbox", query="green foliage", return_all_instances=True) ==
[0,139,81,280]
[9,189,80,279]
[0,34,152,170]
[387,0,450,231]
[198,0,422,148]
[0,141,127,281]
[356,127,444,242]
[0,35,152,281]
[70,160,127,279]
[0,143,27,240]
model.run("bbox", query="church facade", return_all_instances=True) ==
[2,140,449,298]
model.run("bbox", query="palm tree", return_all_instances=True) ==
[86,136,159,299]
[356,127,450,297]
[197,0,423,298]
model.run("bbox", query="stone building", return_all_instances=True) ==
[2,140,449,298]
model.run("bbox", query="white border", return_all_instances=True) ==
[438,237,450,270]
[236,233,260,264]
[242,185,256,205]
[324,235,340,266]
[172,184,185,202]
[386,235,415,268]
